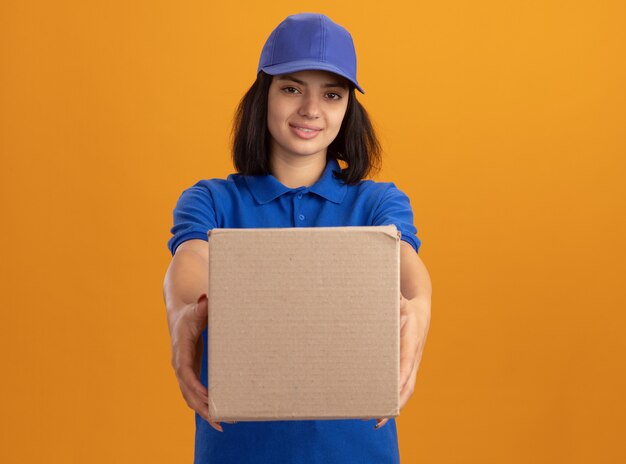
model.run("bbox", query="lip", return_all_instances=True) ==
[289,123,323,140]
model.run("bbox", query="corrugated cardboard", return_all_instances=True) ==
[207,225,400,421]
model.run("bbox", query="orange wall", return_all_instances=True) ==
[1,1,625,462]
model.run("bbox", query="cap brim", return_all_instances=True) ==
[260,60,365,94]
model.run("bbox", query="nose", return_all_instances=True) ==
[298,94,320,119]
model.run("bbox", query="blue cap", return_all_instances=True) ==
[257,13,364,94]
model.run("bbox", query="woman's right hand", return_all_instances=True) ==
[170,294,224,432]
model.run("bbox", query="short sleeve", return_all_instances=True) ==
[167,183,218,256]
[372,183,421,253]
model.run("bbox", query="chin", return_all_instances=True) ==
[286,143,328,158]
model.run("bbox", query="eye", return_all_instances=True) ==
[326,92,343,101]
[282,86,300,94]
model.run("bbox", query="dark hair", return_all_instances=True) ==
[232,71,381,185]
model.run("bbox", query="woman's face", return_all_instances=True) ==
[267,70,349,162]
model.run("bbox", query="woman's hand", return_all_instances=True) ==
[170,294,225,432]
[375,294,431,429]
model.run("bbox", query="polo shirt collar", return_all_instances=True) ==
[309,158,347,203]
[245,158,347,205]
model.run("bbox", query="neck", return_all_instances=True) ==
[269,153,327,188]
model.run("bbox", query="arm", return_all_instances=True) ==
[163,239,224,432]
[375,241,432,429]
[164,239,209,330]
[399,241,432,404]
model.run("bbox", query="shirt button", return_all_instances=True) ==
[298,214,305,221]
[297,193,303,199]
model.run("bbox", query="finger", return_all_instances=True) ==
[177,295,208,342]
[400,300,409,332]
[399,310,419,390]
[193,336,204,379]
[171,298,216,427]
[208,421,223,432]
[180,385,223,433]
[172,314,208,397]
[194,294,208,325]
[180,381,209,421]
[176,353,209,420]
[399,352,420,411]
[183,387,222,432]
[374,418,389,429]
[176,350,208,399]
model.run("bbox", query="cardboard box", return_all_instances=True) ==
[207,225,400,421]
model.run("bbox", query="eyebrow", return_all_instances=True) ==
[276,75,348,89]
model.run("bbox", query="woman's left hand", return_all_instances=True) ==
[375,294,431,429]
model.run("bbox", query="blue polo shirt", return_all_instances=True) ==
[168,158,421,464]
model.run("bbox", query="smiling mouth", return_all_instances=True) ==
[289,123,323,140]
[289,124,322,132]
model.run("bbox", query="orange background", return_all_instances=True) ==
[1,1,625,462]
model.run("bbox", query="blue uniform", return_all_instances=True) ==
[168,157,421,463]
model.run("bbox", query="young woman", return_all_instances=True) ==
[163,13,432,463]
